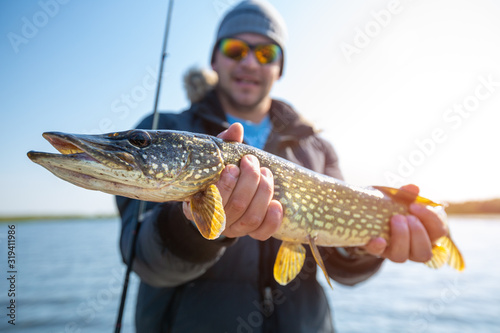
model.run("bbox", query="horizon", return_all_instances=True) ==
[2,0,500,216]
[2,196,499,219]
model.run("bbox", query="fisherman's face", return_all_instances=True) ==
[212,33,282,113]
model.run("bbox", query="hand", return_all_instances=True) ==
[183,123,283,240]
[362,184,448,263]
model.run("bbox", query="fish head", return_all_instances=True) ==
[27,130,224,202]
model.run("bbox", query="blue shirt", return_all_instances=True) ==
[225,114,272,149]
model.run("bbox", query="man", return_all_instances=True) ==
[117,1,447,331]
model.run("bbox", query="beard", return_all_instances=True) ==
[216,80,269,114]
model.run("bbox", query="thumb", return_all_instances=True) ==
[362,237,387,256]
[218,122,244,143]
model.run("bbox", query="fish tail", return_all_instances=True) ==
[374,186,465,271]
[425,244,448,269]
[441,235,466,271]
[425,235,465,271]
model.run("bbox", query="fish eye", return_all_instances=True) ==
[128,130,151,148]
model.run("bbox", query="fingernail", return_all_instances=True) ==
[409,203,423,213]
[261,168,272,178]
[406,215,418,224]
[226,165,240,178]
[270,200,283,218]
[246,155,259,166]
[392,214,405,224]
[217,129,228,138]
[372,240,386,254]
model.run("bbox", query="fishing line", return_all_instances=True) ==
[114,1,174,331]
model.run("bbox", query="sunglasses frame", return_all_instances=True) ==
[218,38,282,65]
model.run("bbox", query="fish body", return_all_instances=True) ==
[28,129,465,286]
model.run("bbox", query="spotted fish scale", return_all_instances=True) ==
[218,140,405,245]
[27,129,465,287]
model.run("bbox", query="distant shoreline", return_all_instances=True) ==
[0,214,118,222]
[446,198,500,215]
[1,213,500,223]
[2,198,498,222]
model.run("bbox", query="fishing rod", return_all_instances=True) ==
[114,1,174,332]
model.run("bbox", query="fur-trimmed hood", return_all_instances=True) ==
[183,67,218,103]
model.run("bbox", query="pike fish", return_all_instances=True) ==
[27,129,465,287]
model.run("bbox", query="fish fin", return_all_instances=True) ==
[424,236,465,271]
[273,241,306,286]
[425,244,448,269]
[190,184,226,240]
[439,236,466,271]
[373,186,441,207]
[308,236,333,290]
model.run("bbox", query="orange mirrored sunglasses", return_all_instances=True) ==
[218,38,282,65]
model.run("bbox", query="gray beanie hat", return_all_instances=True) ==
[211,0,288,75]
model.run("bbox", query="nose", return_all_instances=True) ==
[239,50,260,69]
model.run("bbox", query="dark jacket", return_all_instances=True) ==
[117,91,384,332]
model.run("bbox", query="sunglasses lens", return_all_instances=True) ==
[219,39,248,61]
[219,39,281,65]
[255,44,281,64]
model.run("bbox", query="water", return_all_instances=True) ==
[0,217,499,333]
[0,219,139,333]
[323,217,500,333]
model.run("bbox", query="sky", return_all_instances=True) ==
[1,0,500,216]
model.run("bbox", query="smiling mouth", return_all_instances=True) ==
[234,77,259,86]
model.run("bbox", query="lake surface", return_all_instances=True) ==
[0,217,499,332]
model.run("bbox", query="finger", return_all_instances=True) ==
[384,215,410,263]
[217,123,244,142]
[400,184,419,195]
[249,199,283,241]
[409,203,448,243]
[363,237,387,256]
[229,167,274,237]
[216,164,240,206]
[407,215,433,262]
[224,155,261,224]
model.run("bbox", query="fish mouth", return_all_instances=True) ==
[27,132,135,171]
[27,131,147,196]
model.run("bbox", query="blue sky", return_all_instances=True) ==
[1,0,500,216]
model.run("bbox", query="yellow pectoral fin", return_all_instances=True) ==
[274,242,306,286]
[190,184,226,240]
[373,186,442,207]
[308,236,333,290]
[425,244,448,269]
